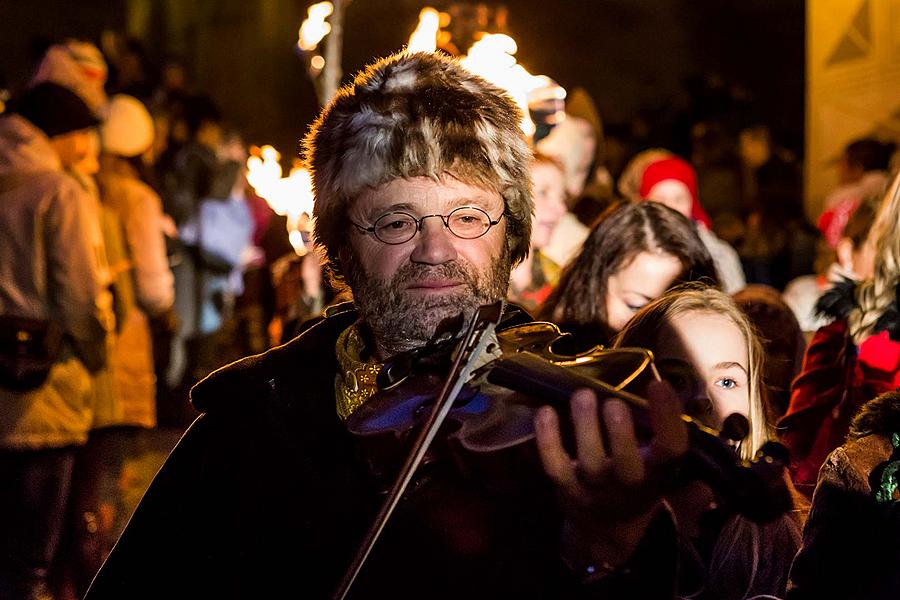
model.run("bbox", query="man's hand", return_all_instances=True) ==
[534,380,689,570]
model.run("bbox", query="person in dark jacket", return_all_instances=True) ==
[787,390,900,599]
[85,51,690,599]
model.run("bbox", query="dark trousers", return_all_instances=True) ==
[54,427,137,599]
[0,446,76,600]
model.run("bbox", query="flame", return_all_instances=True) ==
[247,146,316,255]
[408,8,441,53]
[460,34,544,137]
[298,2,334,51]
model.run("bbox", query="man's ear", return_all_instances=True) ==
[835,237,855,272]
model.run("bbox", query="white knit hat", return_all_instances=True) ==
[100,94,154,158]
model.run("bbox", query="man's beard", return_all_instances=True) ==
[347,248,511,359]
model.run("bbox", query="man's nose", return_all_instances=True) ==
[409,217,458,265]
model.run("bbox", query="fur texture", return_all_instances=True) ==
[816,277,859,321]
[851,390,900,438]
[303,51,533,280]
[817,277,900,341]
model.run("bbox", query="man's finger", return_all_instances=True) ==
[571,389,606,477]
[647,379,689,460]
[534,405,577,488]
[602,399,644,486]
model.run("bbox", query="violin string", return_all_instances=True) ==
[333,307,500,600]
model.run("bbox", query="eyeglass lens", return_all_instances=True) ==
[372,207,493,244]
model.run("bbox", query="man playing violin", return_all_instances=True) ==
[86,51,688,599]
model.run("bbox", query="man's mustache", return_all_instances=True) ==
[390,261,477,290]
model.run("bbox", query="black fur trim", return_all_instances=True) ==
[817,278,900,341]
[815,277,858,320]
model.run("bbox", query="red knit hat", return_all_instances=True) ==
[639,156,712,229]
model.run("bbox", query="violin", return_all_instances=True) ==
[334,301,791,599]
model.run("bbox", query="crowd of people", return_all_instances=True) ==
[1,38,900,600]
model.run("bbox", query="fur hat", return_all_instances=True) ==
[303,51,533,279]
[100,94,154,157]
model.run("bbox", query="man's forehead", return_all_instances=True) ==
[350,175,503,214]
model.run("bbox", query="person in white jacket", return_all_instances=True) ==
[0,82,107,600]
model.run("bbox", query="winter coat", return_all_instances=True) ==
[0,114,106,448]
[779,280,900,496]
[92,158,174,429]
[787,397,900,599]
[86,305,683,599]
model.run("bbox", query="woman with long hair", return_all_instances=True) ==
[536,201,718,348]
[780,171,900,496]
[614,285,803,599]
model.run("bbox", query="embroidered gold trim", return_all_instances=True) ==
[334,324,383,420]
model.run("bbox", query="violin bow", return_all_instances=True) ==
[332,301,504,600]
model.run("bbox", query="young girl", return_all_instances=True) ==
[536,201,718,349]
[615,286,768,459]
[614,286,803,599]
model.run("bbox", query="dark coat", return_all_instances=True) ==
[787,433,900,599]
[85,306,678,599]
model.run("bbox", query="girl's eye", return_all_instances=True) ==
[626,303,644,312]
[715,377,738,390]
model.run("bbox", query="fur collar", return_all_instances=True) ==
[816,277,900,341]
[851,391,900,439]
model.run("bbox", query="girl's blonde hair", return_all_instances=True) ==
[849,170,900,343]
[613,284,770,461]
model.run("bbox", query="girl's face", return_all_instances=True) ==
[651,310,750,430]
[646,179,693,220]
[605,251,684,332]
[530,162,567,250]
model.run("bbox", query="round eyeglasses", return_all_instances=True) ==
[351,206,503,245]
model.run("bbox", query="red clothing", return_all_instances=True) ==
[638,156,713,229]
[779,319,900,495]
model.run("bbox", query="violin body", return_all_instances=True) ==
[346,318,659,493]
[336,305,793,599]
[346,312,790,517]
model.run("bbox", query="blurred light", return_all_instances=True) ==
[247,146,316,256]
[460,34,544,137]
[298,2,334,52]
[310,54,326,70]
[408,8,442,54]
[288,229,307,255]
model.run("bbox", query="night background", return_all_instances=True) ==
[0,0,805,165]
[14,4,900,599]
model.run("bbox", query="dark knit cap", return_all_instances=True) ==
[10,82,100,137]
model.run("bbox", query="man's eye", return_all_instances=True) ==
[715,377,738,390]
[384,220,411,230]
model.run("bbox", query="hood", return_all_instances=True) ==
[0,114,61,179]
